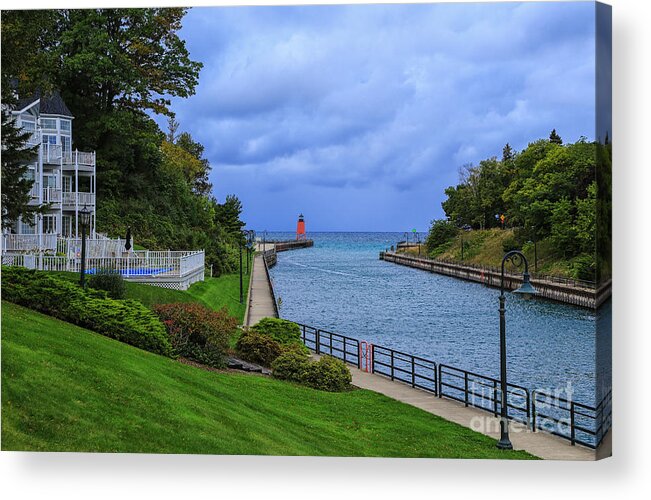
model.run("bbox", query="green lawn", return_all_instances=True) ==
[1,302,535,459]
[50,270,251,322]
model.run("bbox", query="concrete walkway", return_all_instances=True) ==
[343,361,607,460]
[245,246,278,326]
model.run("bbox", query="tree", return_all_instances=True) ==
[167,115,179,143]
[549,129,563,144]
[0,88,41,229]
[215,195,245,236]
[175,132,212,196]
[502,143,514,163]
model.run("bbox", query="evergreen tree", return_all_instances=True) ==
[0,88,41,229]
[502,143,514,162]
[549,129,563,144]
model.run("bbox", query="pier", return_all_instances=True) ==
[380,251,611,309]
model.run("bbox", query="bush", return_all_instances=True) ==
[301,356,352,392]
[502,235,520,253]
[271,349,311,383]
[235,331,283,366]
[154,303,237,368]
[88,270,126,299]
[250,317,302,347]
[425,219,459,254]
[2,267,173,357]
[570,254,596,282]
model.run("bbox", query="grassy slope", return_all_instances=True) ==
[405,228,575,277]
[50,271,251,322]
[1,302,534,459]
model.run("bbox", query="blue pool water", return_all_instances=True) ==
[266,232,610,405]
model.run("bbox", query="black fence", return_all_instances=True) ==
[292,320,611,449]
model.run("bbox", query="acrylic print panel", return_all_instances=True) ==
[0,1,611,460]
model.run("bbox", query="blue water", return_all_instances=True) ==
[266,232,611,406]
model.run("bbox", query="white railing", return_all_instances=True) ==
[42,144,62,163]
[26,131,41,146]
[58,237,133,258]
[62,150,95,166]
[3,250,205,280]
[62,192,95,207]
[2,234,58,252]
[42,187,62,203]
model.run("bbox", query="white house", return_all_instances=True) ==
[3,90,96,252]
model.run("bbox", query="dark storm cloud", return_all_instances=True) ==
[162,2,597,230]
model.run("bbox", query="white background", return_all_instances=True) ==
[1,1,649,498]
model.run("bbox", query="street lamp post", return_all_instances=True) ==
[239,239,243,304]
[79,205,91,288]
[497,250,538,450]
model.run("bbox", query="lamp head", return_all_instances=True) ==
[79,205,91,228]
[513,271,538,298]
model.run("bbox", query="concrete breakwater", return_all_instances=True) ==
[261,239,314,269]
[380,251,611,309]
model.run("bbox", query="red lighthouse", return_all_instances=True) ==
[296,213,306,240]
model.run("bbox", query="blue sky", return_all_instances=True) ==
[158,2,597,232]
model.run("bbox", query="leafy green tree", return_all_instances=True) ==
[175,132,212,196]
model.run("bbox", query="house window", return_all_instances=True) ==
[43,214,57,234]
[63,176,73,192]
[41,118,57,130]
[60,119,71,132]
[42,134,57,145]
[43,175,58,189]
[19,217,36,235]
[61,135,71,152]
[21,120,36,132]
[62,215,72,237]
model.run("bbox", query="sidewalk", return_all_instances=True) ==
[246,248,278,326]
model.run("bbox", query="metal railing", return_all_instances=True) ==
[42,187,62,203]
[291,319,611,449]
[263,250,280,317]
[532,389,612,447]
[373,345,438,394]
[438,364,530,424]
[2,233,58,252]
[297,324,360,368]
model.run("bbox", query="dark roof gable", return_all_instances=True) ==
[15,90,73,118]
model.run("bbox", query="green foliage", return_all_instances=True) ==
[235,331,284,367]
[154,303,237,368]
[425,220,459,255]
[2,267,172,356]
[271,349,312,383]
[300,356,353,392]
[272,351,352,392]
[88,270,126,299]
[250,318,303,347]
[438,136,611,280]
[569,254,596,282]
[501,236,520,254]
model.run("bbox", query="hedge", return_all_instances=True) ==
[2,266,172,357]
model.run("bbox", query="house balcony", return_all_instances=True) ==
[62,191,96,208]
[42,145,95,169]
[2,233,58,252]
[42,187,62,204]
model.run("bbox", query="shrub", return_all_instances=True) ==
[250,317,302,347]
[235,331,283,366]
[301,356,352,392]
[570,254,596,282]
[502,235,520,254]
[2,266,173,357]
[271,349,311,383]
[425,219,459,254]
[88,270,126,299]
[154,303,237,368]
